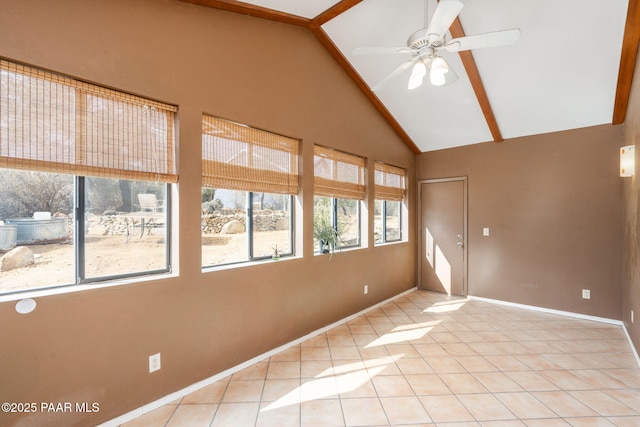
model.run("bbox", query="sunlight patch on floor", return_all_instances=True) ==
[261,357,402,411]
[365,321,441,347]
[424,300,467,313]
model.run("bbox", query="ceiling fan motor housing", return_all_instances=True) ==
[408,28,445,51]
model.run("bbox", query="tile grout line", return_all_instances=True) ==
[400,295,587,424]
[121,290,640,426]
[469,295,640,370]
[161,404,179,427]
[101,287,418,427]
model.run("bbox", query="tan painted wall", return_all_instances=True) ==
[0,0,416,424]
[622,49,640,355]
[417,125,623,320]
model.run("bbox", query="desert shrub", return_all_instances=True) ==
[202,188,217,203]
[0,170,73,219]
[202,199,223,214]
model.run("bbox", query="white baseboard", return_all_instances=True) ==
[100,288,640,426]
[622,323,640,368]
[467,295,622,325]
[99,286,418,427]
[468,295,640,368]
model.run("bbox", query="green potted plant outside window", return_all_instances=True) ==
[314,219,340,254]
[313,198,342,254]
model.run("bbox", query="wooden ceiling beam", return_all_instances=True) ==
[310,0,363,29]
[448,18,503,142]
[180,0,421,153]
[309,0,421,154]
[177,0,640,148]
[613,0,640,125]
[177,0,311,27]
[310,26,422,154]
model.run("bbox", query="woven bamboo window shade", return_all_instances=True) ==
[202,115,299,194]
[314,145,365,200]
[374,161,406,201]
[0,59,178,183]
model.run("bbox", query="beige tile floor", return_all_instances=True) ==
[121,290,640,426]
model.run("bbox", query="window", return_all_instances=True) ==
[374,199,402,243]
[313,196,360,252]
[81,177,170,279]
[313,145,364,252]
[201,115,298,267]
[0,60,176,295]
[374,162,406,244]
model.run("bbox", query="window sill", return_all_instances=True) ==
[0,271,178,304]
[202,254,302,273]
[313,245,366,256]
[374,240,408,247]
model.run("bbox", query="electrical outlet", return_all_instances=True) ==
[149,353,161,373]
[364,285,368,295]
[582,289,590,300]
[483,228,490,236]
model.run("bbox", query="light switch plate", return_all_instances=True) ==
[483,228,490,236]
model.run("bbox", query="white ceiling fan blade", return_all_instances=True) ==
[443,29,521,52]
[353,47,413,55]
[425,0,464,42]
[372,57,420,92]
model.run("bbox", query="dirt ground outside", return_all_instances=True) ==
[0,230,292,294]
[0,214,394,294]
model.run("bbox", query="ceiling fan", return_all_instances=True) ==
[353,0,520,90]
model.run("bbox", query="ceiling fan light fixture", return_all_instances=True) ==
[430,71,447,86]
[430,56,449,74]
[408,60,427,90]
[354,0,520,92]
[429,55,449,86]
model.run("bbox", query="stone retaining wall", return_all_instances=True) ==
[202,210,289,234]
[84,210,288,236]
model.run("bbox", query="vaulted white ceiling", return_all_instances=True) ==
[182,0,634,153]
